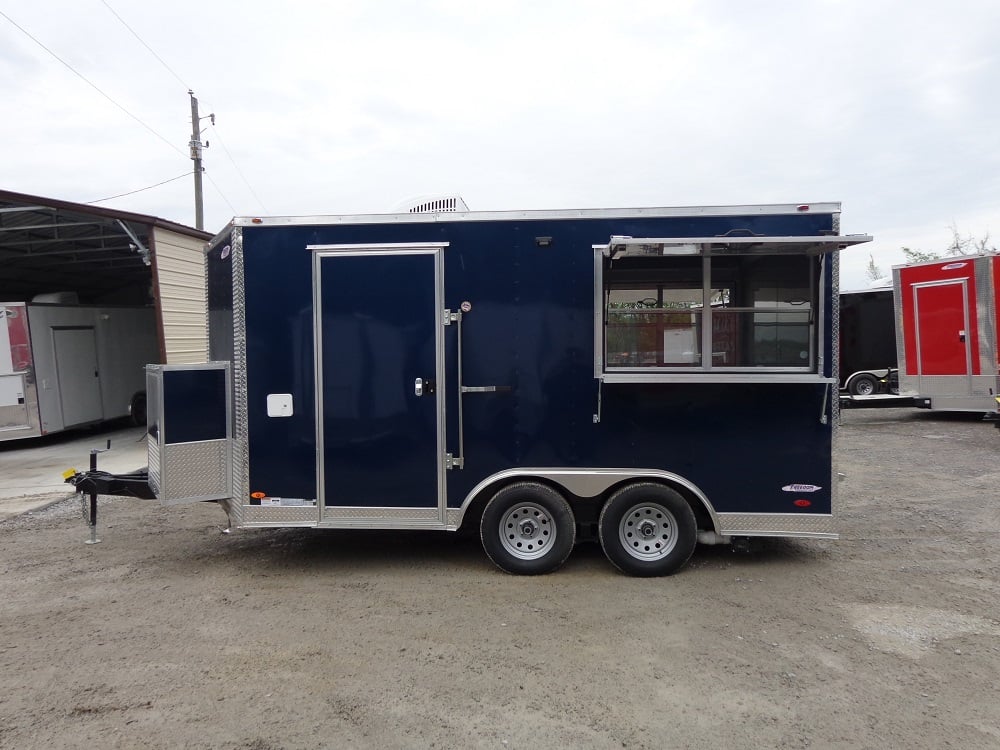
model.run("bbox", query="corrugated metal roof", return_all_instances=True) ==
[0,189,210,303]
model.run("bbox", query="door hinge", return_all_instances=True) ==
[445,452,464,470]
[443,309,462,326]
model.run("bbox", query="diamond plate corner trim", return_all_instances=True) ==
[148,435,161,495]
[892,270,910,392]
[318,506,446,529]
[717,512,836,537]
[230,226,247,526]
[243,506,318,525]
[160,440,229,504]
[975,255,996,376]
[829,248,840,520]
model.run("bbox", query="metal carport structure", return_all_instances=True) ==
[0,189,212,363]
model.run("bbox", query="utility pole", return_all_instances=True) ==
[188,90,213,231]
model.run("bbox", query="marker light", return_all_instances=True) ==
[793,499,812,508]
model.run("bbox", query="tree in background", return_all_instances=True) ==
[865,254,885,283]
[901,223,996,264]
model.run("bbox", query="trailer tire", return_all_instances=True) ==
[129,392,147,426]
[849,374,877,396]
[598,483,697,577]
[480,482,576,575]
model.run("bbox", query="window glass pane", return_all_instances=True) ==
[712,311,811,366]
[710,311,741,365]
[752,285,811,324]
[606,292,703,367]
[752,321,811,365]
[662,310,702,365]
[602,253,816,372]
[606,310,659,366]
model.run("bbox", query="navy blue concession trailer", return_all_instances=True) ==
[142,203,870,576]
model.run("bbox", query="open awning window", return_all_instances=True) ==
[593,233,872,383]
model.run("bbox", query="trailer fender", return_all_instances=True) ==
[458,468,720,535]
[844,369,893,396]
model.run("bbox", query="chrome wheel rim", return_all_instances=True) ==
[499,502,555,560]
[855,379,875,395]
[618,502,678,561]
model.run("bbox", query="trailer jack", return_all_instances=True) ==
[63,441,155,545]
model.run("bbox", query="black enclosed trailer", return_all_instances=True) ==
[838,287,898,396]
[78,202,871,576]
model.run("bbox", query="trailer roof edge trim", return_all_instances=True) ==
[889,252,997,271]
[231,202,845,227]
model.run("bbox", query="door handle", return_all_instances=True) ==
[414,378,435,397]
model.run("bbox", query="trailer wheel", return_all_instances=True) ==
[480,482,575,575]
[598,483,697,577]
[129,392,147,426]
[849,374,877,396]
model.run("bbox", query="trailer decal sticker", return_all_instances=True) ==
[941,262,966,270]
[250,495,317,507]
[221,244,231,259]
[782,484,822,492]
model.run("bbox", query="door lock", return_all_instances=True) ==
[414,378,435,397]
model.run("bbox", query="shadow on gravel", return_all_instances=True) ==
[842,407,996,425]
[198,525,827,576]
[910,411,997,423]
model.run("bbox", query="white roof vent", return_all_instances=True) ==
[393,195,469,214]
[31,291,80,304]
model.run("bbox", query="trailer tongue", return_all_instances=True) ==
[66,202,871,576]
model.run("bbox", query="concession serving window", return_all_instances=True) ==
[593,235,872,383]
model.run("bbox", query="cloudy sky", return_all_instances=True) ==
[1,0,997,289]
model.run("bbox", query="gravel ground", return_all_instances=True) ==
[1,407,998,749]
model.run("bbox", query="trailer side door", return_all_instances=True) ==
[313,245,446,521]
[914,280,971,378]
[53,327,103,427]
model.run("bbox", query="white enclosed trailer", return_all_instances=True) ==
[0,301,158,440]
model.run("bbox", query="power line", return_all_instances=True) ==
[0,9,185,159]
[203,172,239,216]
[100,0,190,90]
[209,125,270,213]
[97,3,266,216]
[86,172,194,204]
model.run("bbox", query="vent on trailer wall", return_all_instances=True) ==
[393,195,470,214]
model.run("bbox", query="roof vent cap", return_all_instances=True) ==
[31,291,79,304]
[392,194,469,214]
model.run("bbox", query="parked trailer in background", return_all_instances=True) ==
[73,202,871,576]
[894,254,1000,414]
[0,300,157,441]
[839,287,898,396]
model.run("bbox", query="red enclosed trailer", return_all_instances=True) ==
[893,254,1000,413]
